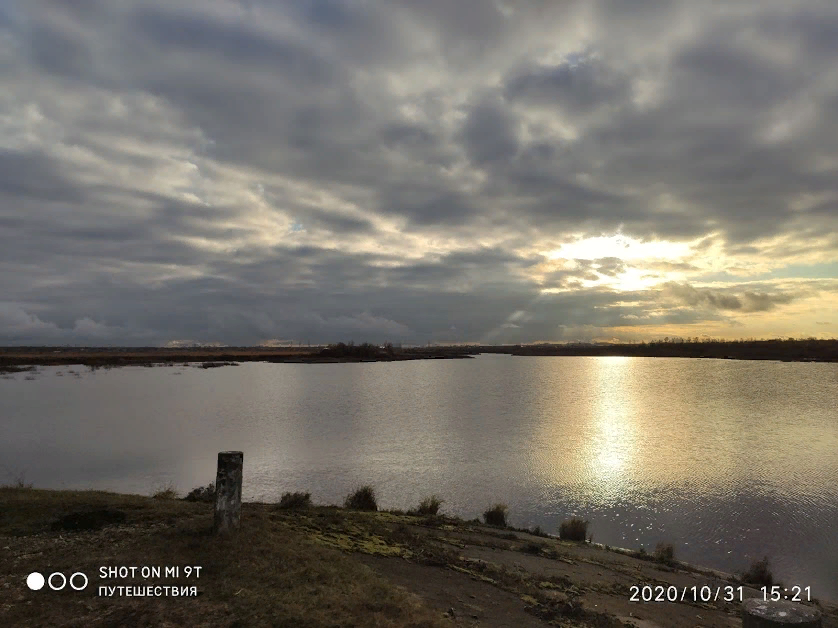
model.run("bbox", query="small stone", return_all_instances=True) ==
[447,607,456,618]
[742,598,822,628]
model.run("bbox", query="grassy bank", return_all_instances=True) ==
[1,487,449,627]
[3,487,835,628]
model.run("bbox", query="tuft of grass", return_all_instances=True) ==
[741,557,774,587]
[344,485,378,511]
[278,491,312,509]
[151,481,179,500]
[654,542,675,564]
[183,482,215,503]
[483,503,508,527]
[558,517,588,541]
[531,525,547,537]
[415,495,444,516]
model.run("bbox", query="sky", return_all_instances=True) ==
[1,0,837,346]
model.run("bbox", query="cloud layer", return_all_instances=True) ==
[1,0,837,345]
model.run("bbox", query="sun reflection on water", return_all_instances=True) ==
[586,356,639,492]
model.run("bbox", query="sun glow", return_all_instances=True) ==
[544,234,691,262]
[540,234,694,292]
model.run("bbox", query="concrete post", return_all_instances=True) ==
[742,598,822,628]
[214,451,243,535]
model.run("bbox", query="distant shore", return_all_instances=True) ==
[1,338,836,371]
[0,346,473,370]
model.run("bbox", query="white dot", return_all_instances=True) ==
[27,572,45,591]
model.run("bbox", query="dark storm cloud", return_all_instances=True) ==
[1,0,837,345]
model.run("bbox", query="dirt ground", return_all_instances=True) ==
[271,508,838,628]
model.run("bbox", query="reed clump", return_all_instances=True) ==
[344,485,378,511]
[414,495,444,516]
[483,504,508,527]
[558,517,588,541]
[278,491,312,509]
[741,557,774,586]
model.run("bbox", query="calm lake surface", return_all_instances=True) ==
[2,355,837,601]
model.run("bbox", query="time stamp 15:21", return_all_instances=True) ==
[629,585,813,603]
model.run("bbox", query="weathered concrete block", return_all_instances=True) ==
[213,451,243,535]
[742,598,822,628]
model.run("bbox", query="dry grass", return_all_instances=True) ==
[183,483,215,503]
[741,557,775,587]
[654,542,675,564]
[151,481,179,500]
[278,491,312,509]
[482,503,508,527]
[414,495,444,516]
[345,485,378,511]
[558,517,589,541]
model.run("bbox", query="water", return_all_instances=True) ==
[2,355,837,601]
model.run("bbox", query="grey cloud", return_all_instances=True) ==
[295,208,375,234]
[741,291,795,313]
[645,261,699,272]
[661,282,798,313]
[377,184,479,227]
[662,283,744,311]
[0,149,85,203]
[459,96,520,166]
[132,6,336,84]
[590,257,626,277]
[504,55,631,115]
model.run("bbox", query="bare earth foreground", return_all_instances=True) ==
[2,489,835,628]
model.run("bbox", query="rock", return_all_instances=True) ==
[742,598,822,628]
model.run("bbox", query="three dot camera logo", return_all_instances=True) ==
[27,571,89,591]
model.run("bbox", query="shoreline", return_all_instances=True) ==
[2,340,838,371]
[4,487,836,627]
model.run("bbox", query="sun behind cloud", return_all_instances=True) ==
[539,233,696,292]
